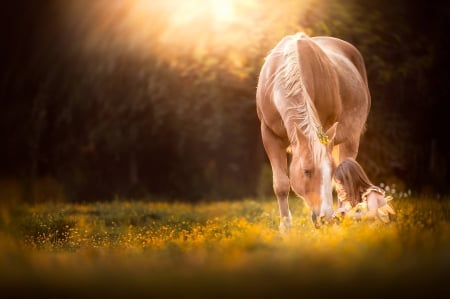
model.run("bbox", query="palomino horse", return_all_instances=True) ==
[256,33,370,230]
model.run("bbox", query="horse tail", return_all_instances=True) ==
[351,50,371,117]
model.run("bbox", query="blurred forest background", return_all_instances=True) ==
[1,0,449,202]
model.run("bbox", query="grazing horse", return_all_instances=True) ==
[256,33,370,230]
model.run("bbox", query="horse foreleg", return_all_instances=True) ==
[261,123,291,233]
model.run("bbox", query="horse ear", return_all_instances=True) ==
[326,122,338,146]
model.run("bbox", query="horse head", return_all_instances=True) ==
[289,122,338,227]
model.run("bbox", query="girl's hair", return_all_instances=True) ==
[334,158,373,206]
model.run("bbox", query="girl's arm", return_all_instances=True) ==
[365,191,395,223]
[366,191,386,211]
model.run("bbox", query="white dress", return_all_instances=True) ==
[336,186,396,223]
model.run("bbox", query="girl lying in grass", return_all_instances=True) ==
[333,158,396,223]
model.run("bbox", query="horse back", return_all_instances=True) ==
[312,36,369,87]
[311,36,371,136]
[257,34,370,143]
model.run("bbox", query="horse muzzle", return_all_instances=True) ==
[311,212,321,228]
[312,211,334,228]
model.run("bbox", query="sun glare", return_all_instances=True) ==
[60,0,312,74]
[134,0,237,28]
[212,0,235,23]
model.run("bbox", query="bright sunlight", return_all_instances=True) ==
[211,0,235,23]
[59,0,314,64]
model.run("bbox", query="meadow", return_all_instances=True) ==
[1,196,449,298]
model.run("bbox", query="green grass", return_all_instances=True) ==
[1,197,449,298]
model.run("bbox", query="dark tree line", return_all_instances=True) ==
[1,0,449,202]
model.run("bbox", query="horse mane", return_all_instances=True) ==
[267,32,326,165]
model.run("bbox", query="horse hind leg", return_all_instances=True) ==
[339,138,360,161]
[261,123,292,233]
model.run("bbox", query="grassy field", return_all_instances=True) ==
[1,196,449,298]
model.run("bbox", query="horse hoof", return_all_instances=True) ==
[279,217,292,234]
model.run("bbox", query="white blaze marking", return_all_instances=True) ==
[320,158,333,216]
